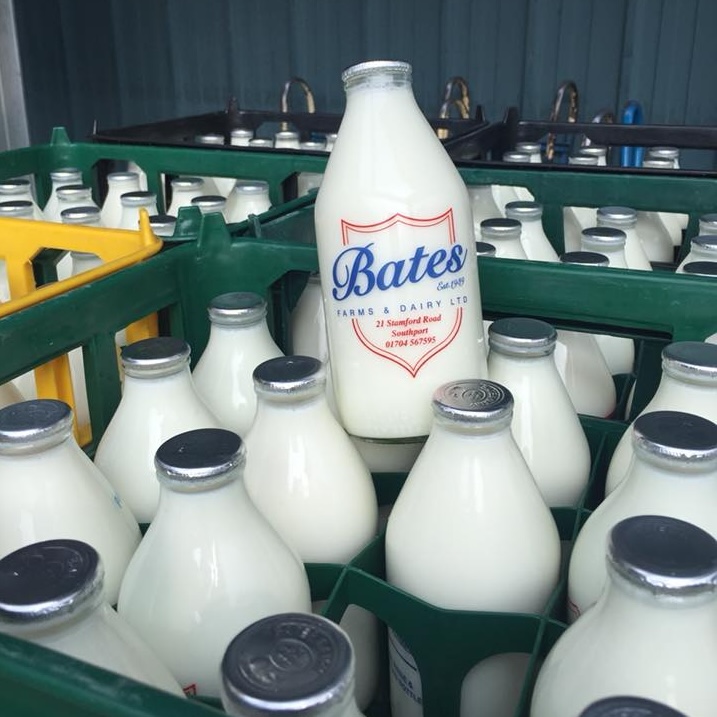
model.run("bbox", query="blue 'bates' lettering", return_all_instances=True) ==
[332,243,466,301]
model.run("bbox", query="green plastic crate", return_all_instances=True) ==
[0,178,716,716]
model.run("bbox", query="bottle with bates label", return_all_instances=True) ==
[314,60,487,440]
[0,539,184,696]
[386,379,560,717]
[117,428,312,698]
[533,515,717,717]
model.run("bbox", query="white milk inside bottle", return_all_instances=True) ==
[118,191,158,230]
[230,128,253,146]
[386,379,560,717]
[634,209,673,264]
[191,195,227,217]
[297,141,327,197]
[225,180,271,224]
[148,213,177,238]
[492,151,530,212]
[0,178,43,219]
[562,154,599,253]
[0,539,184,696]
[568,410,717,621]
[0,201,35,303]
[579,697,687,717]
[596,206,652,271]
[479,218,527,259]
[117,428,312,697]
[314,60,487,439]
[605,341,717,495]
[192,292,283,437]
[42,167,82,219]
[676,235,717,272]
[504,201,558,262]
[487,318,591,506]
[193,133,227,196]
[94,337,221,523]
[100,172,141,228]
[221,613,365,717]
[0,400,140,604]
[243,356,379,709]
[533,515,717,717]
[466,184,502,239]
[167,176,206,216]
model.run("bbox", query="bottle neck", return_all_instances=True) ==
[489,349,562,384]
[121,365,198,402]
[655,371,717,400]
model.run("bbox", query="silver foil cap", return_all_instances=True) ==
[60,206,101,225]
[475,241,496,257]
[502,151,531,163]
[0,400,73,454]
[300,141,326,151]
[699,214,717,233]
[515,141,541,155]
[231,128,254,142]
[171,176,204,189]
[662,341,717,383]
[155,428,245,490]
[50,168,82,183]
[253,356,325,398]
[208,292,268,327]
[107,171,139,184]
[56,184,92,201]
[0,200,34,217]
[608,515,717,597]
[648,147,680,161]
[149,214,177,237]
[221,613,354,717]
[120,191,156,207]
[632,410,717,469]
[578,145,607,159]
[195,133,225,145]
[688,235,717,255]
[191,195,227,214]
[505,201,542,221]
[432,379,513,429]
[480,218,521,239]
[234,180,270,195]
[0,539,103,624]
[249,139,274,148]
[488,317,557,357]
[597,206,637,228]
[580,696,687,717]
[568,154,599,166]
[683,261,717,277]
[274,130,300,141]
[121,336,191,378]
[342,60,411,87]
[581,226,627,249]
[0,178,31,194]
[560,251,609,267]
[642,158,674,170]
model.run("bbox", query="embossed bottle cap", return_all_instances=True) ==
[155,428,245,490]
[488,317,557,357]
[0,178,31,194]
[253,356,325,398]
[475,241,496,257]
[580,696,688,717]
[121,336,191,378]
[0,539,102,624]
[641,158,674,170]
[148,214,177,237]
[515,141,541,155]
[0,200,34,218]
[50,168,82,183]
[480,218,522,240]
[221,612,354,717]
[662,341,717,383]
[683,261,717,277]
[107,171,139,184]
[208,292,268,327]
[597,206,637,228]
[560,251,609,267]
[342,60,411,87]
[632,410,717,469]
[608,515,717,597]
[195,133,225,145]
[60,206,101,225]
[120,190,156,207]
[171,176,204,190]
[581,226,627,250]
[432,379,514,429]
[688,235,717,256]
[568,154,599,166]
[231,128,254,143]
[249,139,274,148]
[578,145,607,159]
[505,201,542,221]
[300,141,326,151]
[0,400,73,454]
[56,184,92,201]
[191,195,227,214]
[234,180,270,195]
[699,214,717,233]
[648,146,680,161]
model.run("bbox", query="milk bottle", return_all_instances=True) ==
[493,151,531,211]
[386,379,560,717]
[192,292,283,437]
[48,185,98,223]
[515,141,542,163]
[167,176,206,216]
[42,167,82,219]
[225,180,271,224]
[0,201,34,302]
[533,515,717,717]
[0,400,140,604]
[314,60,487,439]
[0,178,43,219]
[274,130,301,149]
[676,235,717,272]
[0,382,23,407]
[466,184,502,238]
[191,195,227,217]
[148,214,177,238]
[698,213,717,236]
[94,337,221,523]
[568,410,717,620]
[596,207,652,271]
[0,539,184,696]
[297,142,326,199]
[221,613,364,717]
[101,172,141,228]
[504,202,559,262]
[605,341,717,495]
[117,428,312,697]
[634,210,673,264]
[641,156,686,246]
[194,133,228,195]
[487,318,591,506]
[324,133,338,152]
[118,191,158,230]
[580,697,687,717]
[578,145,608,166]
[563,155,599,253]
[249,139,274,149]
[555,253,616,417]
[126,161,149,192]
[479,218,527,259]
[230,128,253,146]
[243,356,379,709]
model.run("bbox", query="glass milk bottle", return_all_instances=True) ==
[314,60,487,440]
[126,161,149,191]
[274,130,301,149]
[118,191,158,230]
[492,151,531,212]
[0,178,43,219]
[466,184,502,238]
[569,410,717,621]
[487,318,591,506]
[605,341,717,495]
[0,539,184,696]
[698,213,717,236]
[167,176,206,216]
[0,201,34,301]
[221,613,364,717]
[676,235,717,272]
[296,141,326,199]
[193,292,283,437]
[642,156,686,247]
[386,379,560,717]
[634,210,673,264]
[0,400,140,604]
[149,213,177,238]
[596,206,652,271]
[479,218,527,259]
[579,145,608,166]
[42,167,82,219]
[515,141,542,163]
[230,128,253,146]
[249,138,274,149]
[554,253,617,417]
[243,356,379,710]
[117,428,312,697]
[100,171,141,228]
[563,154,599,253]
[194,133,226,196]
[94,337,221,523]
[191,195,227,218]
[504,201,559,262]
[324,133,338,152]
[49,184,98,222]
[580,697,687,717]
[225,180,272,224]
[534,515,717,717]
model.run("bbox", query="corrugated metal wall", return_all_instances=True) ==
[12,0,717,157]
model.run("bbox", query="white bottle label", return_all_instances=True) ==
[332,209,470,377]
[388,628,423,706]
